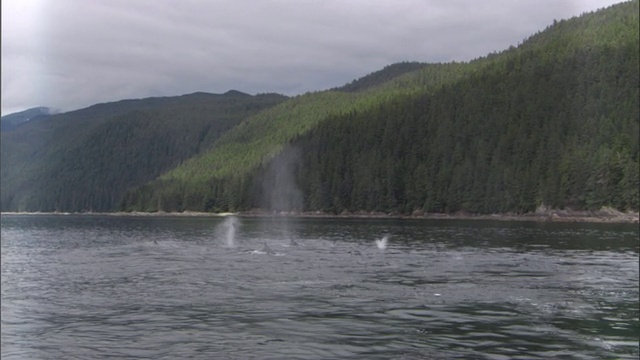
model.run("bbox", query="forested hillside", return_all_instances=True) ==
[292,1,639,214]
[2,1,638,215]
[121,0,638,214]
[119,61,477,212]
[0,92,287,211]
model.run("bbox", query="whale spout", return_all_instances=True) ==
[376,235,388,250]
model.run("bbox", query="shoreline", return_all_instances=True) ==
[1,208,638,224]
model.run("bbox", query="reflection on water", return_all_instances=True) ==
[1,215,638,359]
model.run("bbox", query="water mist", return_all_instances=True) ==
[217,216,239,247]
[376,235,389,250]
[260,146,303,243]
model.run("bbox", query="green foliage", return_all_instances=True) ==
[288,0,639,214]
[123,62,475,212]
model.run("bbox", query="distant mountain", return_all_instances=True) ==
[223,89,251,97]
[1,107,53,131]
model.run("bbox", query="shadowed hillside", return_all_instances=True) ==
[1,92,287,211]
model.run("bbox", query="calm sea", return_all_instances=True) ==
[1,214,638,359]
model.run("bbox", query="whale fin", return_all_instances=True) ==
[260,242,276,254]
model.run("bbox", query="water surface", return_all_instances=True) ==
[2,215,638,359]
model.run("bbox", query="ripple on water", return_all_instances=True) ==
[1,216,638,359]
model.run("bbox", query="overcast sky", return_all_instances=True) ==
[1,0,625,116]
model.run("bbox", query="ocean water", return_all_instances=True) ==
[1,214,638,359]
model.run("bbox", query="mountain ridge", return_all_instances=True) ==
[1,107,54,131]
[1,0,638,214]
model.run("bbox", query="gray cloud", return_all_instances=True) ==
[1,0,624,115]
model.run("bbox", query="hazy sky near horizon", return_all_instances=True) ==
[1,0,625,116]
